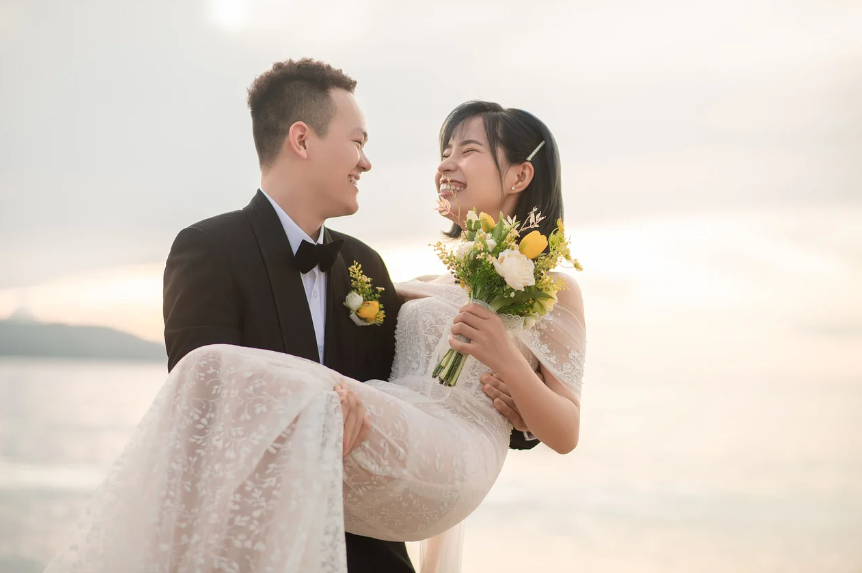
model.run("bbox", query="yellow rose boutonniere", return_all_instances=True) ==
[357,301,380,321]
[344,262,385,326]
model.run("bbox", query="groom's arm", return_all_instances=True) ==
[163,226,242,371]
[369,251,402,378]
[509,430,540,450]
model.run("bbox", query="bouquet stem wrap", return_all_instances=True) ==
[432,299,522,387]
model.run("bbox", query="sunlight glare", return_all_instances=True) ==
[211,0,246,30]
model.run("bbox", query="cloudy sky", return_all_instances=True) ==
[0,0,860,367]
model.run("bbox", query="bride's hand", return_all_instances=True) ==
[449,303,522,376]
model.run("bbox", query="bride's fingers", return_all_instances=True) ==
[448,334,471,354]
[454,309,485,330]
[450,321,480,341]
[459,302,497,320]
[462,303,495,319]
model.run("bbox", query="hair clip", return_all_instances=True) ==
[526,140,546,162]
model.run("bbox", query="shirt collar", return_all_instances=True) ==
[260,188,325,256]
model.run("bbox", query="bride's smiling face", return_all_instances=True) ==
[435,117,523,227]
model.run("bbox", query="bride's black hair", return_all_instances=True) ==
[439,101,564,239]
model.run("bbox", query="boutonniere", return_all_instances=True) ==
[344,261,385,326]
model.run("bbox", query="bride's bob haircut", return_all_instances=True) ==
[439,101,564,240]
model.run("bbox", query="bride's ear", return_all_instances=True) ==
[285,121,311,160]
[506,161,535,196]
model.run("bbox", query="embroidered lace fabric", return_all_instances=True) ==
[44,279,585,573]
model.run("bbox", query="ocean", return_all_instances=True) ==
[1,357,860,572]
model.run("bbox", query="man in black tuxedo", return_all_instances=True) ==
[163,58,537,573]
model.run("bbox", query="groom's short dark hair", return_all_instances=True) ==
[247,58,357,167]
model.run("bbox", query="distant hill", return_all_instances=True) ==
[0,319,164,362]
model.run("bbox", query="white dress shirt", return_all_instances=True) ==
[260,189,327,363]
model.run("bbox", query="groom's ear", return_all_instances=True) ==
[285,121,312,160]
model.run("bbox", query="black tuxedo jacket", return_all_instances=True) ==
[163,190,535,572]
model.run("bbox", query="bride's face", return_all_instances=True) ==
[435,117,519,228]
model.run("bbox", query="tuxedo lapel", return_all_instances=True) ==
[324,229,357,375]
[244,190,320,363]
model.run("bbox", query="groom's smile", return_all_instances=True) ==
[306,88,372,219]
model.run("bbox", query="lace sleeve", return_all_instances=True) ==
[518,300,586,398]
[395,277,587,396]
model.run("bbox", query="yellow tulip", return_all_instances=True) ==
[479,212,496,232]
[519,230,548,259]
[356,301,380,321]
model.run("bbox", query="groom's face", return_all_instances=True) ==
[308,89,372,218]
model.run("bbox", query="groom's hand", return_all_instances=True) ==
[336,383,371,457]
[481,370,544,433]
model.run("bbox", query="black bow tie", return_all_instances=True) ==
[294,239,344,273]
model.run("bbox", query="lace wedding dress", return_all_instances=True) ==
[45,280,585,573]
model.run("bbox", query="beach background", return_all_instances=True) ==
[1,1,861,571]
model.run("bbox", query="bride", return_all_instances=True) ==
[46,101,585,573]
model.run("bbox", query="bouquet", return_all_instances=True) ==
[431,207,581,386]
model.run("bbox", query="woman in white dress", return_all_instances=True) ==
[46,102,586,573]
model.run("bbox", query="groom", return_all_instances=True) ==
[163,58,537,573]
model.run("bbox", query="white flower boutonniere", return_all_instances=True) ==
[343,261,385,326]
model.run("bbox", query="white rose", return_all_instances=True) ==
[484,239,497,252]
[492,249,536,291]
[466,211,479,222]
[345,292,364,311]
[455,240,475,259]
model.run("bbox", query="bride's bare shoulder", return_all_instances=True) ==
[550,272,584,322]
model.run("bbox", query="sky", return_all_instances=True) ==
[0,0,860,369]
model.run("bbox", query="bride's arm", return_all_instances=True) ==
[487,351,581,454]
[395,274,441,303]
[449,279,584,454]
